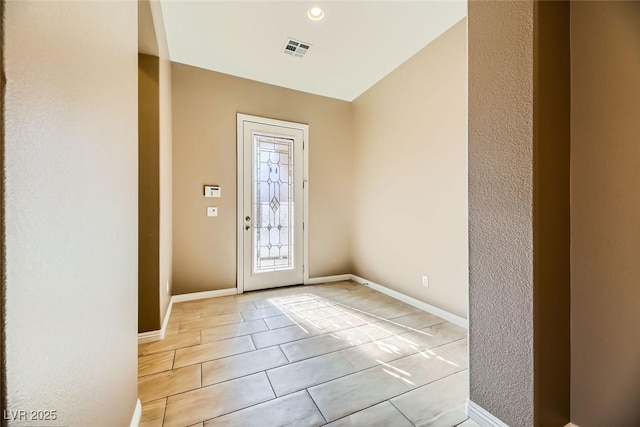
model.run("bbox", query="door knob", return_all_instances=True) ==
[245,216,251,221]
[245,225,251,230]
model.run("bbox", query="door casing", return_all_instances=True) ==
[236,113,309,294]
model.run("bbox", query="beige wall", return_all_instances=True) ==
[172,63,352,294]
[139,54,161,333]
[138,0,173,331]
[532,2,571,425]
[153,0,174,327]
[3,1,139,425]
[571,2,640,426]
[159,48,173,324]
[351,19,468,319]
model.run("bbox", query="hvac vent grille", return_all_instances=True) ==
[283,38,311,58]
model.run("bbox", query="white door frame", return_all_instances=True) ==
[236,113,309,294]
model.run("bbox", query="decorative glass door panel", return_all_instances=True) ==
[253,135,294,273]
[239,116,305,292]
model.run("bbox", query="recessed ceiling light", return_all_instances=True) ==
[307,6,324,21]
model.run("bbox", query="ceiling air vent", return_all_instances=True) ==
[283,38,311,58]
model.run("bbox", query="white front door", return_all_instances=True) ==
[237,114,307,292]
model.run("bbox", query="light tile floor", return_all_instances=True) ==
[138,281,480,427]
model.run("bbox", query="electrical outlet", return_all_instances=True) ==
[422,275,429,288]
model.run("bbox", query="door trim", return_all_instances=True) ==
[236,114,309,294]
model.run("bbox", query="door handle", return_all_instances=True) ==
[245,216,251,221]
[245,225,251,230]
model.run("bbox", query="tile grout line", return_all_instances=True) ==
[149,372,277,418]
[237,293,400,331]
[266,311,446,332]
[184,372,282,424]
[318,399,394,425]
[139,374,203,406]
[247,333,257,352]
[173,345,257,370]
[161,397,169,427]
[269,338,468,404]
[252,315,448,355]
[322,298,432,329]
[305,389,327,424]
[388,399,417,426]
[198,320,270,345]
[178,318,247,335]
[152,328,465,395]
[279,344,291,363]
[264,369,278,400]
[156,336,467,405]
[152,353,291,404]
[262,320,451,365]
[191,373,321,425]
[317,369,467,426]
[138,361,196,381]
[385,370,469,424]
[139,332,203,357]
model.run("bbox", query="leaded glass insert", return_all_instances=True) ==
[253,134,294,273]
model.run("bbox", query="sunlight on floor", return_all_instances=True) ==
[137,281,470,427]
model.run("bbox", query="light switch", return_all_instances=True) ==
[207,207,218,217]
[204,185,221,197]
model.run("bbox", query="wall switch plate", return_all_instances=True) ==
[207,207,218,217]
[204,185,221,197]
[422,275,429,288]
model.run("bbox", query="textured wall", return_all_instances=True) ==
[1,0,6,413]
[138,54,161,333]
[351,19,468,319]
[571,2,640,426]
[4,1,138,426]
[469,2,571,425]
[468,1,535,425]
[172,63,352,294]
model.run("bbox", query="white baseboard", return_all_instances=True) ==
[306,274,352,285]
[138,288,236,343]
[138,275,468,343]
[171,287,237,303]
[467,400,509,427]
[138,329,163,344]
[351,275,468,329]
[160,298,173,338]
[130,399,141,427]
[138,298,174,344]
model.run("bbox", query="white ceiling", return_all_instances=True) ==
[160,1,466,101]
